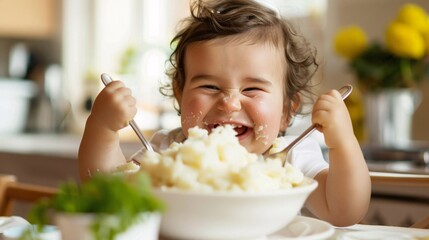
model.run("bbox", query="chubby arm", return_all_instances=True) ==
[305,89,371,227]
[78,80,137,181]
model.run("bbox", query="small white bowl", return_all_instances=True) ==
[55,212,161,240]
[155,178,318,240]
[3,225,60,240]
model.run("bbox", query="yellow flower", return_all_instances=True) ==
[424,30,429,55]
[334,26,368,60]
[422,18,429,55]
[395,3,429,34]
[385,22,425,59]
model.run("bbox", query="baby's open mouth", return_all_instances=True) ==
[211,124,250,137]
[233,125,249,137]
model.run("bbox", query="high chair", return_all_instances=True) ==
[0,174,57,216]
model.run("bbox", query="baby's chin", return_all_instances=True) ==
[239,137,274,156]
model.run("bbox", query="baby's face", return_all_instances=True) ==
[177,37,288,154]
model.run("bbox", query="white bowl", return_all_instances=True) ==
[3,225,60,240]
[55,212,161,240]
[155,178,318,240]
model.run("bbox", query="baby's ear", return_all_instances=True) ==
[173,81,182,104]
[279,106,290,132]
[280,96,300,132]
[279,115,288,133]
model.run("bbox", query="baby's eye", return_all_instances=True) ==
[200,85,220,90]
[242,87,266,97]
[243,87,263,92]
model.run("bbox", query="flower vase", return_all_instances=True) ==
[362,89,421,147]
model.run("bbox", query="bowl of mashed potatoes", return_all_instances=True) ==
[133,125,318,240]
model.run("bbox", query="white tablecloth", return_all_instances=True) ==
[334,224,429,239]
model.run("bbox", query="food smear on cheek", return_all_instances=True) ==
[181,111,203,127]
[254,124,269,145]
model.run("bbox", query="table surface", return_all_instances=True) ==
[159,226,429,240]
[334,224,429,239]
[155,216,429,239]
[154,223,429,240]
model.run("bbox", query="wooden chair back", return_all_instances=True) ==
[0,174,57,216]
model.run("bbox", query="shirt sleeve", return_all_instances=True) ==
[284,136,329,178]
[128,128,185,162]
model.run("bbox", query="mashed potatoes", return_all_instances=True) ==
[130,125,305,193]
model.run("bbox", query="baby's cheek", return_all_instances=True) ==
[181,110,203,129]
[249,101,283,146]
[254,124,269,146]
[180,98,207,132]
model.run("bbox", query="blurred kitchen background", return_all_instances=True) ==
[1,0,429,140]
[1,0,429,227]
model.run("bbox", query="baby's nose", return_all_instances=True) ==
[217,92,241,113]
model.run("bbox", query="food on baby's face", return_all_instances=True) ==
[133,125,306,192]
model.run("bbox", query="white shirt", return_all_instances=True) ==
[131,128,328,179]
[281,135,328,178]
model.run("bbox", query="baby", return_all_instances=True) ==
[78,0,371,226]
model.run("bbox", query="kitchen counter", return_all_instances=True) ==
[0,134,81,185]
[369,171,429,199]
[0,133,142,158]
[370,171,429,186]
[365,171,429,227]
[0,133,142,187]
[0,134,79,158]
[361,147,429,226]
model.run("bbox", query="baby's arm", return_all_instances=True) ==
[78,80,137,181]
[306,89,371,226]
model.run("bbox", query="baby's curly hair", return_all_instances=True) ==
[162,0,318,120]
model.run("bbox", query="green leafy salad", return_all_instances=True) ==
[22,173,164,240]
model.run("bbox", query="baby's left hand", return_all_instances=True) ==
[311,89,354,149]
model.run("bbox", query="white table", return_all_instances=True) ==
[334,224,429,239]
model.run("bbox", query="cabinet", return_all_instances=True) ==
[364,172,429,227]
[0,0,59,39]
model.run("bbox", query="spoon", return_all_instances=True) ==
[100,73,154,152]
[266,85,353,166]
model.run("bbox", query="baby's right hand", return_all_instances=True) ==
[90,80,137,131]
